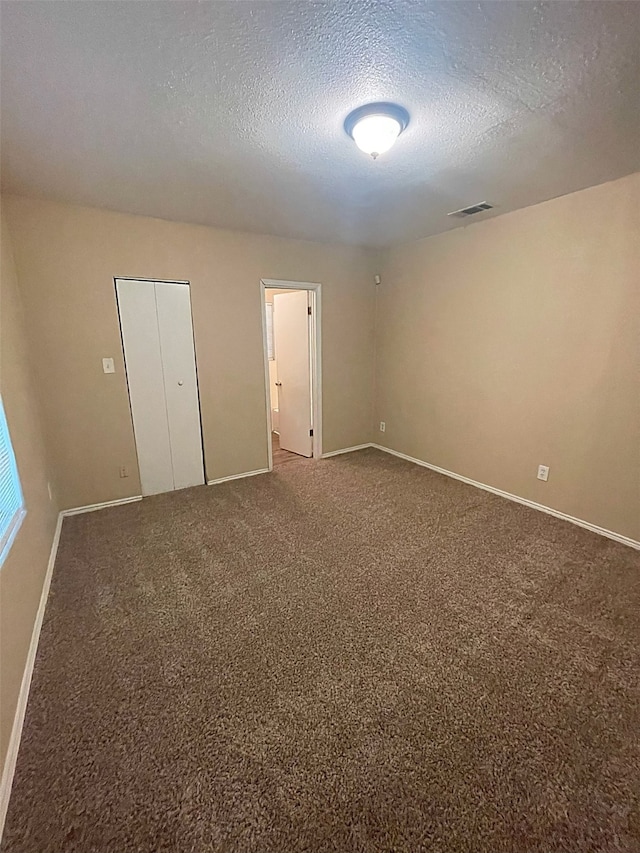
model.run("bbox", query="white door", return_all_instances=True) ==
[273,291,312,457]
[116,279,205,495]
[117,280,173,495]
[154,283,205,490]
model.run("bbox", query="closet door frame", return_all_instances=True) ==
[115,277,207,494]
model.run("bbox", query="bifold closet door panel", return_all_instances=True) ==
[155,282,205,490]
[116,279,174,495]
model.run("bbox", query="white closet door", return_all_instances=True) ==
[117,279,205,496]
[155,282,205,491]
[116,279,174,495]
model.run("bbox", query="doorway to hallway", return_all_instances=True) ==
[261,279,322,470]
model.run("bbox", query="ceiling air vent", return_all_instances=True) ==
[447,201,494,219]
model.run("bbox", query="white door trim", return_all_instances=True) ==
[260,279,322,470]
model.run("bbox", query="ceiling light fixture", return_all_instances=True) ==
[344,102,410,159]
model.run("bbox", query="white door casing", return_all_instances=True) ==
[116,279,205,495]
[273,290,313,458]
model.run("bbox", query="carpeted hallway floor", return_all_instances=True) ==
[3,448,640,853]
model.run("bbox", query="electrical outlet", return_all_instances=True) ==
[537,465,549,482]
[379,421,386,433]
[119,466,129,478]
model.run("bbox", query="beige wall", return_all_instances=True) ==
[3,197,376,509]
[0,208,59,768]
[375,173,640,541]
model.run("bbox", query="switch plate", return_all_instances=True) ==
[537,465,549,482]
[102,357,115,374]
[119,466,129,478]
[379,421,386,432]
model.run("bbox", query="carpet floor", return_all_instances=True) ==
[3,448,640,853]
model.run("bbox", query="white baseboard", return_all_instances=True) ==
[208,468,270,486]
[0,511,64,841]
[62,495,142,517]
[372,444,640,550]
[321,443,374,458]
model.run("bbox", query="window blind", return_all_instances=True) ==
[0,396,25,566]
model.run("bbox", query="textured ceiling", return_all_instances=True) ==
[1,1,639,247]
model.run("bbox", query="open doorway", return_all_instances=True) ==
[261,279,322,469]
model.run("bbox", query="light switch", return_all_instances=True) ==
[102,357,115,374]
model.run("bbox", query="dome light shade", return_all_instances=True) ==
[344,103,410,159]
[351,115,401,157]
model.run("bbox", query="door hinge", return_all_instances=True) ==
[309,429,314,436]
[308,306,312,315]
